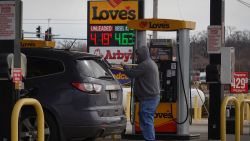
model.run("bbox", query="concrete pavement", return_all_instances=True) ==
[96,118,250,141]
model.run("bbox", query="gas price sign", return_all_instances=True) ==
[88,25,135,47]
[87,0,138,65]
[88,24,135,64]
[230,72,248,93]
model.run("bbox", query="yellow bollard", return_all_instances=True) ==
[111,134,121,139]
[240,99,250,135]
[220,96,240,141]
[11,98,44,141]
[197,107,202,120]
[246,95,250,121]
[126,92,131,120]
[193,95,198,120]
[237,94,245,119]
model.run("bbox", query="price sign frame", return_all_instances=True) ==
[88,24,135,47]
[87,0,139,65]
[230,72,248,93]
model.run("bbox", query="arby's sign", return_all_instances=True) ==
[89,47,133,64]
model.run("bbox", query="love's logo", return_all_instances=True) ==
[108,0,123,8]
[139,21,148,28]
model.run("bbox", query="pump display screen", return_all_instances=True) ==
[88,25,135,46]
[149,47,172,61]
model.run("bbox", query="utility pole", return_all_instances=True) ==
[208,0,225,140]
[0,0,22,140]
[152,0,158,39]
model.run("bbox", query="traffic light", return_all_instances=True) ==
[45,27,52,41]
[36,26,41,38]
[48,27,52,41]
[45,30,48,41]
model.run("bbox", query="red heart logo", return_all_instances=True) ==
[139,21,148,28]
[125,6,130,11]
[108,0,123,8]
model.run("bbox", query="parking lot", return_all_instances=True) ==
[94,119,250,141]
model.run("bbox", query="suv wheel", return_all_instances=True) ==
[20,110,59,141]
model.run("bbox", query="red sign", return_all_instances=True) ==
[12,68,22,82]
[230,72,248,93]
[89,47,133,64]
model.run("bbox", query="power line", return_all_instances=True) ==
[237,0,250,8]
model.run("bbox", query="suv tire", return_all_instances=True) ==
[20,109,59,141]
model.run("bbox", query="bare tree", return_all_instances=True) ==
[57,40,87,52]
[190,27,250,74]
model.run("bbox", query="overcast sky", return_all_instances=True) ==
[22,0,250,39]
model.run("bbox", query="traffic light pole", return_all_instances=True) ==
[14,0,22,100]
[208,0,225,140]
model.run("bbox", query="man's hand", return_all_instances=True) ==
[120,62,125,67]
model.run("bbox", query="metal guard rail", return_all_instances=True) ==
[220,96,240,141]
[11,98,44,141]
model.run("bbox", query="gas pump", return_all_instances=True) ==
[123,19,200,140]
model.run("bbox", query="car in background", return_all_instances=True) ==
[20,47,126,141]
[199,72,206,83]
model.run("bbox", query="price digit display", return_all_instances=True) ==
[90,33,97,45]
[115,33,134,46]
[88,25,135,46]
[102,33,112,45]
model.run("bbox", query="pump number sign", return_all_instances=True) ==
[230,72,248,93]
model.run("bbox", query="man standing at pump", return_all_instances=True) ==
[121,46,160,141]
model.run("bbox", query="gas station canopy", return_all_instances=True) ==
[127,18,196,31]
[20,40,56,48]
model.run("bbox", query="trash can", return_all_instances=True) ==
[226,105,235,134]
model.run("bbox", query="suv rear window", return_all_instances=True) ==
[76,59,113,79]
[26,57,64,78]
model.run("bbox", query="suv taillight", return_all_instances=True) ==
[72,83,102,94]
